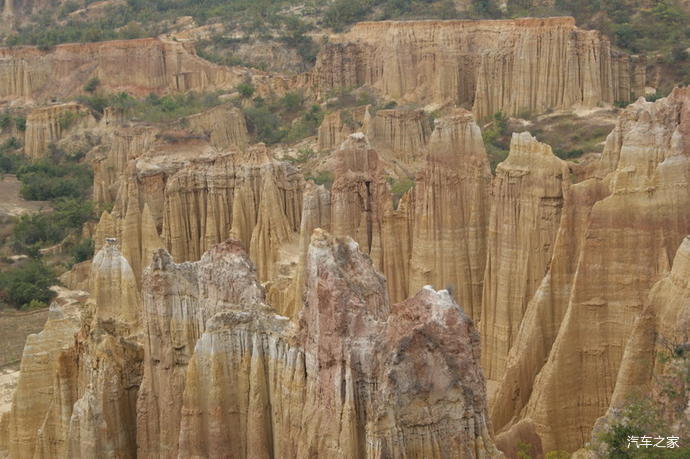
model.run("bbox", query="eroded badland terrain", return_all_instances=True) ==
[0,0,688,458]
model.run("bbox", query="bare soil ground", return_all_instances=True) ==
[0,308,49,367]
[0,175,50,217]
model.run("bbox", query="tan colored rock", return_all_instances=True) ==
[308,18,645,118]
[364,108,431,163]
[408,110,492,318]
[162,145,303,269]
[91,126,157,204]
[58,260,92,292]
[522,87,690,452]
[24,103,96,159]
[316,106,368,151]
[0,38,245,101]
[491,177,610,431]
[285,182,331,318]
[93,211,116,254]
[249,177,296,282]
[136,240,267,458]
[88,238,140,324]
[608,235,690,430]
[184,103,249,151]
[2,291,83,459]
[480,132,570,383]
[330,133,390,270]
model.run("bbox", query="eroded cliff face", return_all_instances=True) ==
[598,235,690,440]
[24,102,96,159]
[0,37,266,101]
[139,230,499,458]
[504,88,690,452]
[308,18,645,119]
[480,132,570,384]
[364,108,431,163]
[408,109,492,318]
[1,243,143,459]
[162,145,303,271]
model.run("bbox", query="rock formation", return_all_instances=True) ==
[0,38,244,101]
[0,290,83,459]
[162,145,303,268]
[184,103,249,151]
[480,132,570,383]
[308,18,645,118]
[317,106,368,151]
[24,102,96,159]
[330,133,390,265]
[408,109,492,318]
[139,230,500,458]
[508,88,690,452]
[490,176,610,430]
[88,238,140,324]
[364,108,431,163]
[1,242,144,459]
[604,235,690,435]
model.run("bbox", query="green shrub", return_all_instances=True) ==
[237,82,255,98]
[84,77,101,93]
[0,259,57,309]
[280,91,304,113]
[57,111,80,130]
[306,171,334,188]
[389,176,415,196]
[17,159,93,201]
[12,199,95,254]
[324,0,372,31]
[285,104,323,143]
[244,105,286,144]
[22,299,48,311]
[71,237,94,264]
[14,116,26,131]
[0,138,26,173]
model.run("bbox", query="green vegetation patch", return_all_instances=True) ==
[244,91,323,145]
[0,258,57,310]
[77,90,224,123]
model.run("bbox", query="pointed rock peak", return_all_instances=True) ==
[303,229,390,328]
[508,131,555,158]
[385,283,480,374]
[89,238,140,324]
[427,108,489,168]
[98,210,114,225]
[239,143,273,165]
[335,132,382,176]
[197,239,266,310]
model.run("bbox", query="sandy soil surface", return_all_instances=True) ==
[0,309,49,367]
[0,175,50,217]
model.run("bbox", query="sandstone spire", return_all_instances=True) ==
[88,238,140,325]
[520,87,690,452]
[408,109,492,319]
[480,131,570,384]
